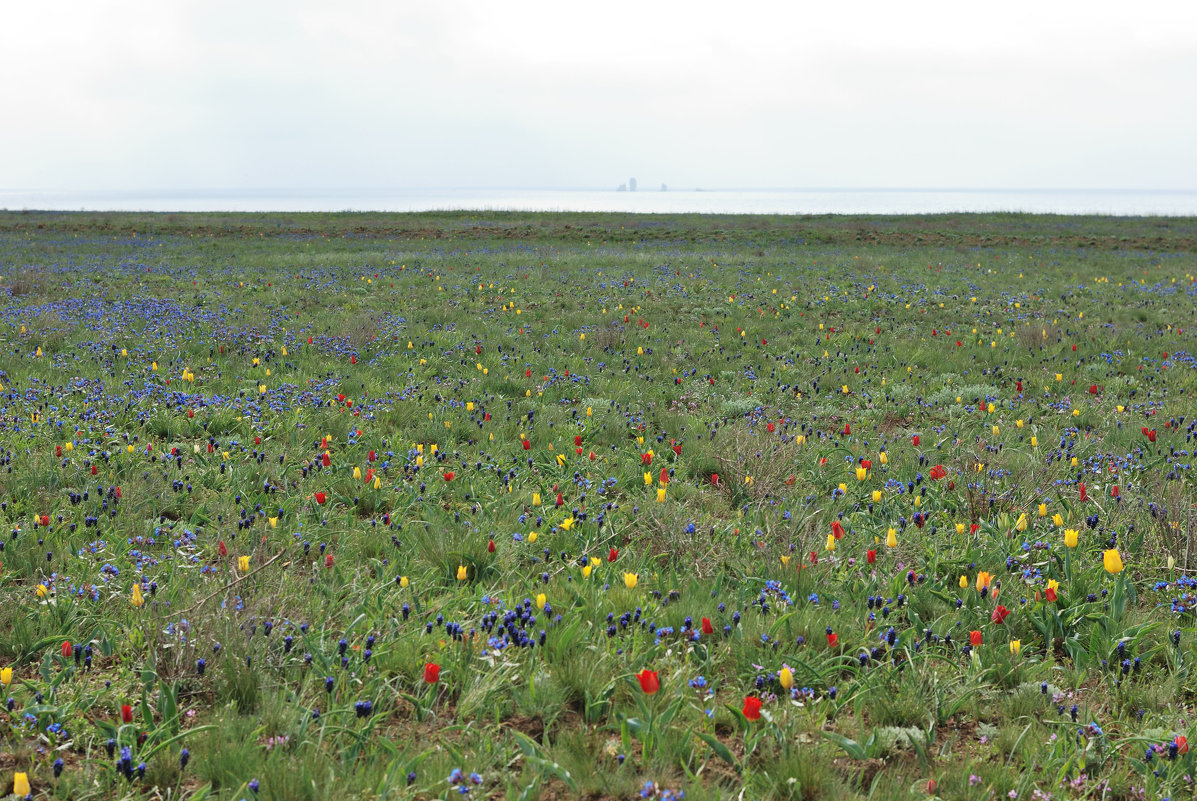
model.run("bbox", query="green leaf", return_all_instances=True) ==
[692,730,739,769]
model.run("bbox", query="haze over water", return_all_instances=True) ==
[3,188,1196,216]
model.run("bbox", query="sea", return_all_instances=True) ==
[2,188,1196,216]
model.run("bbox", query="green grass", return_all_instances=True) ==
[1,210,1196,800]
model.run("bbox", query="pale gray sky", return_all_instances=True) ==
[2,0,1195,191]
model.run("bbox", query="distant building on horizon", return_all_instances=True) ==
[661,183,667,191]
[629,177,637,192]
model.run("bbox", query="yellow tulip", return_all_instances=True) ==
[1064,529,1078,548]
[532,493,541,506]
[353,467,361,479]
[624,573,638,589]
[238,555,250,572]
[36,584,48,597]
[1052,513,1063,527]
[992,425,1000,436]
[560,517,575,531]
[779,667,794,691]
[879,452,888,465]
[781,555,791,566]
[1030,436,1038,447]
[1103,549,1124,574]
[400,575,409,588]
[528,531,538,543]
[582,564,593,578]
[644,472,652,486]
[1015,514,1027,532]
[1038,504,1047,517]
[1010,640,1021,656]
[872,490,882,503]
[886,528,898,548]
[955,522,966,535]
[536,593,547,610]
[0,667,11,685]
[855,466,867,481]
[131,584,144,607]
[826,534,836,552]
[657,488,666,503]
[268,516,278,528]
[959,575,968,589]
[13,772,30,797]
[456,565,468,581]
[976,571,993,592]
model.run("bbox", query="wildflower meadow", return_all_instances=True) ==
[2,210,1197,801]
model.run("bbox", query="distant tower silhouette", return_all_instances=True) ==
[629,177,637,192]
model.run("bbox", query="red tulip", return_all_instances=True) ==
[929,465,947,481]
[827,631,838,647]
[842,424,851,436]
[91,464,98,475]
[40,514,50,527]
[1111,485,1120,498]
[368,450,376,462]
[991,605,1010,624]
[866,549,876,564]
[1148,429,1157,443]
[56,445,63,457]
[61,640,72,658]
[912,434,920,446]
[350,355,357,365]
[575,435,583,447]
[1016,380,1023,393]
[742,696,762,721]
[659,468,669,485]
[1089,384,1097,394]
[423,663,441,684]
[526,369,532,378]
[488,540,495,553]
[608,547,618,562]
[672,443,682,456]
[315,492,327,505]
[861,459,871,469]
[1176,735,1189,755]
[322,453,331,467]
[701,617,714,635]
[642,452,652,466]
[522,440,531,450]
[710,473,719,485]
[324,554,335,568]
[1045,586,1057,602]
[120,704,134,723]
[831,520,845,540]
[636,669,660,694]
[443,472,454,482]
[555,493,563,507]
[969,631,983,646]
[1078,483,1088,502]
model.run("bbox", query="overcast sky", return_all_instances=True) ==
[2,0,1195,191]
